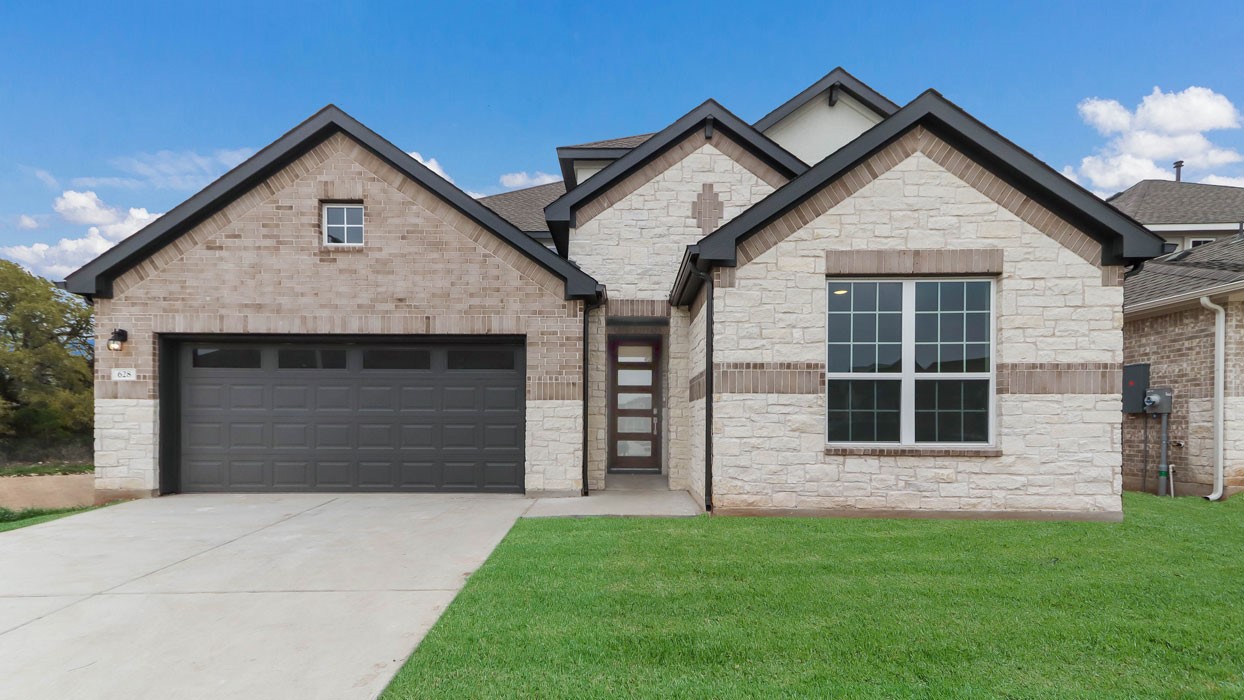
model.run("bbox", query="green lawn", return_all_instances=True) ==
[0,506,92,533]
[0,463,94,477]
[385,493,1244,699]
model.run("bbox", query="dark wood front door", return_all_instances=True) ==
[609,337,661,472]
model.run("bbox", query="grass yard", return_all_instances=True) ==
[0,463,94,477]
[385,493,1244,699]
[0,506,92,533]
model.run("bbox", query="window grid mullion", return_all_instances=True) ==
[900,281,916,444]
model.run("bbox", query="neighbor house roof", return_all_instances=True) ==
[63,105,602,301]
[1125,235,1244,310]
[671,90,1167,305]
[1109,179,1244,225]
[478,181,566,233]
[545,99,809,257]
[752,66,899,132]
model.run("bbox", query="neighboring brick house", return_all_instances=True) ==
[1114,181,1244,499]
[64,68,1164,518]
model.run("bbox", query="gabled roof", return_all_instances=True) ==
[545,99,809,257]
[1109,179,1244,225]
[63,105,602,301]
[672,90,1166,305]
[752,67,899,132]
[1126,235,1244,310]
[479,181,567,233]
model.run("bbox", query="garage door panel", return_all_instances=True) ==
[359,386,396,411]
[358,423,394,449]
[229,423,266,448]
[229,385,266,410]
[273,461,310,488]
[273,386,309,409]
[315,461,353,487]
[358,461,394,488]
[180,341,524,493]
[440,461,479,488]
[228,460,266,488]
[442,387,479,411]
[316,386,352,410]
[399,386,436,411]
[315,424,352,449]
[273,424,311,449]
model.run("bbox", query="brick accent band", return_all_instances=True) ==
[996,363,1121,394]
[824,248,1003,276]
[688,361,1120,399]
[606,299,671,319]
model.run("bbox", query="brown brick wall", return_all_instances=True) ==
[95,131,584,401]
[1122,307,1214,488]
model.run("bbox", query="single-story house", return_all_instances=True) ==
[63,68,1165,519]
[1114,180,1244,499]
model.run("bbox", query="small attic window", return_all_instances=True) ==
[323,204,364,246]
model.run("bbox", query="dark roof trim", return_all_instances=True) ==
[672,90,1166,306]
[64,105,602,301]
[753,67,899,132]
[545,99,809,255]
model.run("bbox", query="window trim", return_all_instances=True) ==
[322,203,364,247]
[1187,237,1216,249]
[824,277,996,448]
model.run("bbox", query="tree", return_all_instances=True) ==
[0,260,94,442]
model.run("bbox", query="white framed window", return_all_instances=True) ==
[322,203,364,246]
[1188,237,1215,248]
[825,278,995,445]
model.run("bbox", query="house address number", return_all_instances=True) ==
[111,368,137,381]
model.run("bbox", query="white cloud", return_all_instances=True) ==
[17,215,39,230]
[408,151,454,183]
[1064,85,1244,194]
[499,171,561,188]
[73,148,255,192]
[1201,174,1244,187]
[32,169,59,189]
[2,190,159,279]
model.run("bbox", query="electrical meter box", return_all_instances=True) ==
[1143,387,1173,415]
[1122,363,1150,414]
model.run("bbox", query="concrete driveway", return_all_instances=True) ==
[0,494,532,700]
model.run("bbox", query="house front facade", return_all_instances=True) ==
[65,69,1163,518]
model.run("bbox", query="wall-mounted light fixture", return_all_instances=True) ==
[106,329,128,352]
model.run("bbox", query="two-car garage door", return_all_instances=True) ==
[176,340,525,493]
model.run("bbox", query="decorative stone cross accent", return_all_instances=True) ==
[691,183,724,234]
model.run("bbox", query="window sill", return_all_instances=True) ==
[824,445,1002,457]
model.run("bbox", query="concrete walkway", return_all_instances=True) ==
[0,494,532,700]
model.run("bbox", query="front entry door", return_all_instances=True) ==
[609,337,661,472]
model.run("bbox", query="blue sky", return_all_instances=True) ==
[3,0,1243,278]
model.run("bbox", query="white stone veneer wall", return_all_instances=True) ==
[95,399,159,494]
[666,307,692,491]
[571,142,777,299]
[710,150,1124,515]
[525,399,583,494]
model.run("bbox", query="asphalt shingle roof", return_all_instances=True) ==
[1126,235,1244,307]
[477,181,565,232]
[1109,180,1244,225]
[560,133,654,150]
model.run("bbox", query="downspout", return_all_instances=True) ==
[1200,296,1226,501]
[581,294,604,496]
[689,266,714,512]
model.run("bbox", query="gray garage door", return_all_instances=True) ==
[178,341,525,492]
